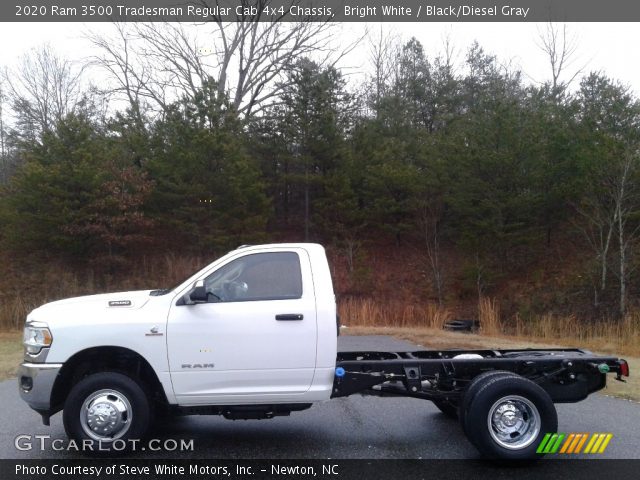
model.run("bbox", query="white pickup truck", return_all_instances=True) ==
[19,243,629,460]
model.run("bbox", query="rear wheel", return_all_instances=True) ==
[464,374,557,460]
[63,372,151,455]
[459,370,518,436]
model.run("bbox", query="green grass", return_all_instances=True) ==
[0,331,23,380]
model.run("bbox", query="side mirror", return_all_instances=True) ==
[189,280,208,303]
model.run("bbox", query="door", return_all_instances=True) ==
[167,248,317,404]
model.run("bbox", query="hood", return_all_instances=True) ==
[29,290,154,319]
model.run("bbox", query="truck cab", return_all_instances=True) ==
[165,244,337,404]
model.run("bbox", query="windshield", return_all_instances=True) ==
[148,259,216,296]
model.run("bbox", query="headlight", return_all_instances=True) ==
[23,323,53,355]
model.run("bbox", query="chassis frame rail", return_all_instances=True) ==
[331,348,628,403]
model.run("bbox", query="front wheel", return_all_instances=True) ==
[63,372,151,454]
[464,374,557,460]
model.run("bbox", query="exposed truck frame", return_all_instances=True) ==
[330,347,628,458]
[333,348,625,402]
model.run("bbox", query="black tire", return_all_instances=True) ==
[464,374,557,460]
[444,320,477,332]
[432,399,459,419]
[459,371,518,435]
[63,372,151,455]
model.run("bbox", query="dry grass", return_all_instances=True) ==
[0,331,22,380]
[512,312,640,357]
[478,296,502,335]
[0,296,38,331]
[343,325,640,402]
[339,298,451,329]
[340,298,640,357]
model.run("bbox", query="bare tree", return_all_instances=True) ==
[206,9,344,116]
[611,153,640,316]
[0,80,7,182]
[86,23,156,125]
[575,151,640,315]
[418,200,446,305]
[536,23,585,96]
[439,29,458,73]
[367,26,399,111]
[574,192,615,308]
[575,74,640,315]
[3,45,85,140]
[89,4,359,119]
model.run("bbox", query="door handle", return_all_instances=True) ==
[275,314,304,321]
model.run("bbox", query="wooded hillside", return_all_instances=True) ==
[1,24,639,331]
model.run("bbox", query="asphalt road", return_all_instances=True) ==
[1,335,639,459]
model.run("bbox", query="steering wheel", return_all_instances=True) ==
[205,261,247,301]
[222,280,249,300]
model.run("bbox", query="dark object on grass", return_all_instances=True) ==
[444,319,480,332]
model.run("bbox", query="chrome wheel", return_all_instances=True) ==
[487,395,540,450]
[80,389,132,441]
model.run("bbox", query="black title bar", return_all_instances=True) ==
[3,459,640,480]
[3,0,640,22]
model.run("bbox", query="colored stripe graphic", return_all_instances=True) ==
[590,434,606,453]
[559,434,575,453]
[598,434,613,453]
[566,434,582,453]
[574,434,589,453]
[584,433,599,453]
[550,433,566,453]
[543,434,559,453]
[536,433,552,454]
[537,433,613,454]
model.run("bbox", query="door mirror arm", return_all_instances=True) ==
[176,280,208,306]
[189,280,208,303]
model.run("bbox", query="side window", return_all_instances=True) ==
[204,252,303,302]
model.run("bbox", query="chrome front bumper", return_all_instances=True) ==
[18,362,62,411]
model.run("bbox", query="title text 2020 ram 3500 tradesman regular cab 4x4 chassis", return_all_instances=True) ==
[18,244,630,459]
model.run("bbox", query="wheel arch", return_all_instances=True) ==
[51,346,168,413]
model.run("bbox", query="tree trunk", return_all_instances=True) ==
[0,91,5,183]
[617,204,626,317]
[304,180,309,242]
[425,220,444,306]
